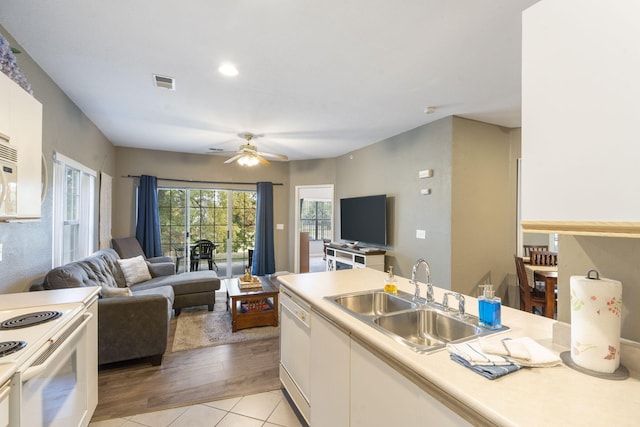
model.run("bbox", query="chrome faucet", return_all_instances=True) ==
[443,292,465,317]
[410,258,434,303]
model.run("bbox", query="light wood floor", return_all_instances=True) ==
[91,311,281,422]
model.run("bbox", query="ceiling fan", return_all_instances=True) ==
[215,133,289,166]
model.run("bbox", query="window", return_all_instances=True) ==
[52,152,96,267]
[300,200,332,240]
[158,187,256,276]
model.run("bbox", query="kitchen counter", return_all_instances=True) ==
[278,268,640,426]
[0,287,100,310]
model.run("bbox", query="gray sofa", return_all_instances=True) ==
[31,248,220,365]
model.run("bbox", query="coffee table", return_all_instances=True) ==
[225,276,279,332]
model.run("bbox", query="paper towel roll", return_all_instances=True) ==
[570,270,622,373]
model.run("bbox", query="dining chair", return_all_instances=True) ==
[172,244,185,273]
[529,250,558,266]
[523,244,548,257]
[190,239,218,271]
[514,255,547,316]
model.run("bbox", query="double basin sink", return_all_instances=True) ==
[327,289,506,354]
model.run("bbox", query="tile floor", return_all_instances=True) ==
[89,389,304,427]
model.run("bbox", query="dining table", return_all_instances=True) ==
[524,264,558,318]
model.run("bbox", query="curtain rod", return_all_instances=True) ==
[123,174,284,186]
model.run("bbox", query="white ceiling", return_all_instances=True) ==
[0,0,539,161]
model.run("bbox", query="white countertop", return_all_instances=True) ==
[278,268,640,426]
[0,287,100,310]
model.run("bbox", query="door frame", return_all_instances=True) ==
[294,184,334,273]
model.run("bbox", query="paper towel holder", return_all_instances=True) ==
[563,267,629,380]
[586,269,600,280]
[560,351,629,380]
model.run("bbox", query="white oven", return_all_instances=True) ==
[0,303,92,427]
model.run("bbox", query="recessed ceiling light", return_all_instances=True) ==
[218,63,239,77]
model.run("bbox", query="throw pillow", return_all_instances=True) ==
[117,255,152,286]
[101,286,133,298]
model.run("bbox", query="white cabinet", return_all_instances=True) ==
[0,71,42,219]
[310,312,350,427]
[350,341,469,427]
[288,303,470,426]
[326,245,385,271]
[521,0,640,236]
[0,74,10,140]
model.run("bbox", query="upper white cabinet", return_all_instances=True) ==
[0,71,42,219]
[0,74,10,139]
[521,1,640,236]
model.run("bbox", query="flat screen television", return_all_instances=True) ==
[339,194,387,246]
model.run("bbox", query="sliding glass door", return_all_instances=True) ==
[158,187,256,277]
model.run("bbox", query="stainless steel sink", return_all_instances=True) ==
[331,290,417,316]
[326,289,507,354]
[373,308,483,352]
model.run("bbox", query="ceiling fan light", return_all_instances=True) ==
[238,154,259,167]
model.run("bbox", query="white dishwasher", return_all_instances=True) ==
[279,286,311,424]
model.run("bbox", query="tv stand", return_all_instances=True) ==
[325,244,385,272]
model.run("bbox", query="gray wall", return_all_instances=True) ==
[0,27,115,294]
[332,116,520,299]
[451,118,520,299]
[335,117,454,286]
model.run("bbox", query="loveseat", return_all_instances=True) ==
[31,248,220,365]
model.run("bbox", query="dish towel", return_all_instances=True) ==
[479,337,562,367]
[446,340,521,380]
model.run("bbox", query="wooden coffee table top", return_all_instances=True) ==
[226,275,280,298]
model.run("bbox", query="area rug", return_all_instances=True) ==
[171,305,279,353]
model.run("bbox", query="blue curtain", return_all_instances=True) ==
[252,182,276,275]
[135,175,163,257]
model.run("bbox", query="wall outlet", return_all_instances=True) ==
[420,188,431,195]
[416,229,426,239]
[276,224,284,230]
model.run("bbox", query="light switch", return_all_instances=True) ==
[420,188,431,195]
[416,229,426,239]
[419,169,433,178]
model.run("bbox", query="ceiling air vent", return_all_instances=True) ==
[153,74,175,90]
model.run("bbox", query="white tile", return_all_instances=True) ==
[125,406,188,427]
[267,400,303,427]
[121,422,151,427]
[216,412,263,427]
[230,391,282,421]
[169,404,227,427]
[88,419,129,427]
[203,395,242,412]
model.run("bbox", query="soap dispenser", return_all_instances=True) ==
[383,266,398,295]
[478,284,501,329]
